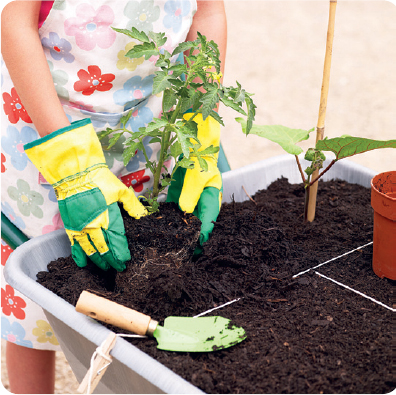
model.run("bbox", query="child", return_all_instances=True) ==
[1,0,226,392]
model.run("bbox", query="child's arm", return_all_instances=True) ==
[1,1,70,137]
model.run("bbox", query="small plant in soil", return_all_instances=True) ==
[98,28,256,212]
[237,119,396,220]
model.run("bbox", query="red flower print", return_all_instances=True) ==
[2,88,32,124]
[1,242,13,266]
[121,169,151,193]
[1,153,6,173]
[1,285,26,319]
[74,65,115,96]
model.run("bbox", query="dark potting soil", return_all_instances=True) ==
[37,179,394,394]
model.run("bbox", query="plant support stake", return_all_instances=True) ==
[306,0,337,222]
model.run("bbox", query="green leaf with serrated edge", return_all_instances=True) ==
[175,128,196,158]
[163,89,177,112]
[140,118,168,133]
[97,128,114,140]
[236,119,313,155]
[168,78,185,88]
[112,27,150,43]
[123,142,142,166]
[196,145,220,156]
[208,110,224,126]
[220,96,247,116]
[169,141,182,158]
[178,157,195,169]
[148,31,167,47]
[120,111,133,127]
[107,132,124,149]
[153,71,172,94]
[316,136,396,160]
[126,42,158,59]
[230,82,245,103]
[172,41,196,56]
[201,86,219,120]
[180,89,200,114]
[168,64,187,75]
[149,137,161,144]
[196,155,208,172]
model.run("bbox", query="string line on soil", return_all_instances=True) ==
[194,298,242,317]
[314,271,395,312]
[292,241,373,278]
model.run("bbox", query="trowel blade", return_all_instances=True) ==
[153,316,246,352]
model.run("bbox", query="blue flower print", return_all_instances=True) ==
[42,32,75,63]
[1,202,26,231]
[80,110,121,129]
[126,136,153,172]
[113,75,154,111]
[41,184,57,203]
[163,0,191,33]
[1,317,33,348]
[1,125,37,171]
[125,105,154,132]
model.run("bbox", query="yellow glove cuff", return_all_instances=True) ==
[24,119,106,185]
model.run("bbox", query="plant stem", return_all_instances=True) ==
[308,159,337,187]
[295,155,307,184]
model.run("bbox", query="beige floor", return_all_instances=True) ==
[1,1,395,393]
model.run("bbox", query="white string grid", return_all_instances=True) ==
[85,240,393,393]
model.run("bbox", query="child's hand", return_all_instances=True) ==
[24,119,147,272]
[167,114,222,252]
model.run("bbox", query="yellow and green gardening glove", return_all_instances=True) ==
[166,113,222,253]
[24,119,147,272]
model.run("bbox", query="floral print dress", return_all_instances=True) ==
[1,0,197,350]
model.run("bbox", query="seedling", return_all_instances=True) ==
[237,119,396,219]
[98,28,256,212]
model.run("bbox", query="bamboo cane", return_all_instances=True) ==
[306,0,337,222]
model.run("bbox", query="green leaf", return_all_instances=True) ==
[112,27,150,43]
[123,142,143,166]
[174,125,197,158]
[97,127,115,141]
[245,95,256,135]
[163,89,177,112]
[170,141,183,158]
[153,71,172,94]
[201,85,219,120]
[220,96,247,116]
[180,89,200,113]
[172,41,196,56]
[168,64,187,77]
[107,132,124,149]
[197,145,220,156]
[148,31,167,47]
[140,118,168,134]
[236,119,313,155]
[208,110,224,126]
[196,155,208,172]
[316,136,396,160]
[126,42,158,59]
[178,157,195,169]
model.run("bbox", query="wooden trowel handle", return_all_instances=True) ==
[76,291,158,336]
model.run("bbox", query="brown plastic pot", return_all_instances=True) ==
[371,171,396,280]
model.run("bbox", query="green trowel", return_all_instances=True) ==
[76,291,246,352]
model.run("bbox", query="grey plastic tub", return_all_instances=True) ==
[4,155,376,394]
